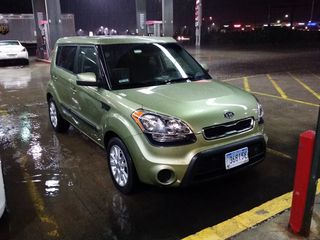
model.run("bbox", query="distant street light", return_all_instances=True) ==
[277,20,281,24]
[209,16,213,21]
[285,14,289,18]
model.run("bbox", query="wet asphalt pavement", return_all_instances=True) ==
[0,48,319,240]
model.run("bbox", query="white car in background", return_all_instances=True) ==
[0,159,5,218]
[0,40,29,65]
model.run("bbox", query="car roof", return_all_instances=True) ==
[56,36,177,45]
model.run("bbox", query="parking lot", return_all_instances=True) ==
[0,48,319,240]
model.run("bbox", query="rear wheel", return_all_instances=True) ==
[107,137,138,194]
[48,98,70,133]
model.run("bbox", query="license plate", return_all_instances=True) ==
[225,147,249,170]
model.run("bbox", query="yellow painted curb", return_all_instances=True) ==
[183,182,320,240]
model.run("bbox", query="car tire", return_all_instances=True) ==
[48,98,70,133]
[107,137,138,194]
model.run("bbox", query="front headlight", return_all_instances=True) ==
[132,110,196,145]
[257,102,264,124]
[257,102,264,119]
[253,96,264,124]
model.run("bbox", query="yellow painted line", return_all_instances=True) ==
[20,156,60,238]
[308,71,320,80]
[183,182,320,240]
[287,72,320,100]
[251,91,319,107]
[267,148,292,160]
[267,74,288,99]
[222,74,260,82]
[0,109,8,115]
[243,77,251,92]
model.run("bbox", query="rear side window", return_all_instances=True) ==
[56,46,77,73]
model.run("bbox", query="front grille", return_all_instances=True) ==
[182,136,266,185]
[203,118,254,140]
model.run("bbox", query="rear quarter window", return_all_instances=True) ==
[56,46,77,73]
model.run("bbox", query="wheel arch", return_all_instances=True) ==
[103,131,120,149]
[47,92,53,102]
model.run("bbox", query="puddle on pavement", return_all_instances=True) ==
[0,110,78,199]
[19,173,72,198]
[110,193,132,236]
[0,67,31,90]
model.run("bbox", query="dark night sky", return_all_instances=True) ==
[0,0,318,32]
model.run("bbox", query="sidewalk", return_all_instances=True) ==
[233,194,320,240]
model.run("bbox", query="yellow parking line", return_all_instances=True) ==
[0,109,8,115]
[287,72,320,100]
[222,74,260,82]
[267,74,288,99]
[20,156,60,238]
[308,71,320,80]
[251,91,319,107]
[183,182,320,240]
[267,148,292,160]
[243,77,251,92]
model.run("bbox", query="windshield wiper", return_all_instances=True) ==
[164,76,194,84]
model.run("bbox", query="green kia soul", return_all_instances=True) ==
[47,36,267,193]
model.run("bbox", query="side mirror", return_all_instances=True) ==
[76,72,99,87]
[200,63,209,73]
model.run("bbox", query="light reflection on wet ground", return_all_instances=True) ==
[0,50,319,240]
[0,61,134,238]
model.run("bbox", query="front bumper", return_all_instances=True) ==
[125,127,267,186]
[181,135,266,186]
[0,161,5,218]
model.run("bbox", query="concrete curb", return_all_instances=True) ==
[183,183,320,240]
[36,58,51,64]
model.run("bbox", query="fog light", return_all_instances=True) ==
[157,169,175,185]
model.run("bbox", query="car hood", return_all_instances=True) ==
[114,80,259,133]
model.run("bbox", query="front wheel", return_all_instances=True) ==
[107,137,138,194]
[48,98,70,133]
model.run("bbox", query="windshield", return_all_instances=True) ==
[0,41,20,46]
[102,43,211,90]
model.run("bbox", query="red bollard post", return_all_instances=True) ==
[289,130,316,234]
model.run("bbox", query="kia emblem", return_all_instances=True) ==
[224,112,235,119]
